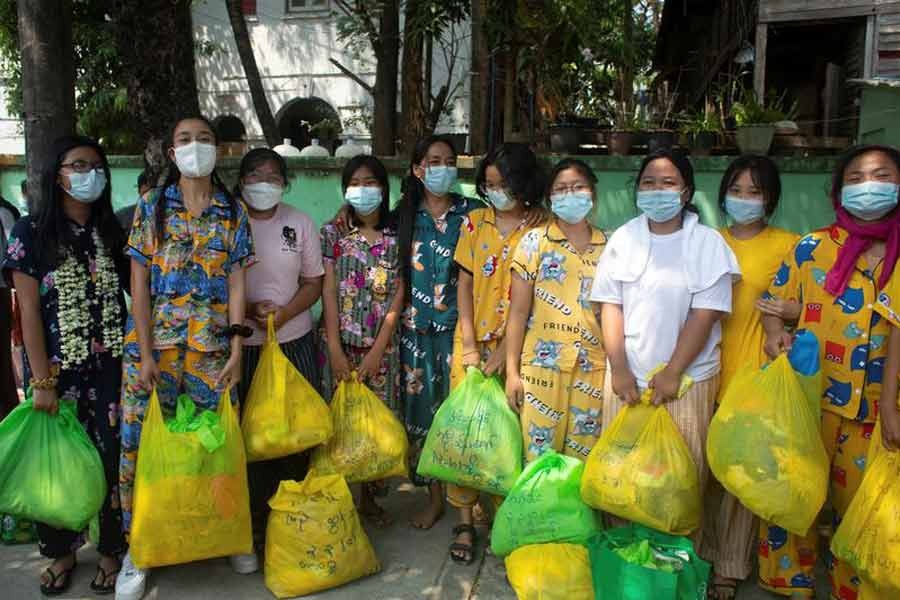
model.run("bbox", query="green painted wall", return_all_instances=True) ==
[0,154,838,236]
[858,84,900,147]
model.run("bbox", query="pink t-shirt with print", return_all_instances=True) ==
[244,204,324,346]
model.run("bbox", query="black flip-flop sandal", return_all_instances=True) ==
[90,564,121,595]
[449,524,478,566]
[39,560,77,597]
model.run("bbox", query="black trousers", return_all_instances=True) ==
[238,332,320,548]
[0,288,16,421]
[36,351,126,559]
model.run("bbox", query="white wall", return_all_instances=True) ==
[0,83,25,155]
[192,0,471,148]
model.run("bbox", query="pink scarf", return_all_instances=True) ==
[824,204,900,296]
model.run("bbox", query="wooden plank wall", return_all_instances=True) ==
[760,0,877,22]
[877,3,900,78]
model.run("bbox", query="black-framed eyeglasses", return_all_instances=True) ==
[60,160,105,174]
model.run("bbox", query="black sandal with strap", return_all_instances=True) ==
[90,563,121,595]
[39,560,77,597]
[449,524,478,565]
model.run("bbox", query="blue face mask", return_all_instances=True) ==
[65,169,107,204]
[636,189,684,223]
[423,166,457,196]
[486,189,516,211]
[841,181,899,221]
[345,185,382,216]
[725,195,766,225]
[550,191,593,224]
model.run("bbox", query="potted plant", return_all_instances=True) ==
[646,82,679,153]
[680,101,721,156]
[607,102,640,156]
[731,89,796,155]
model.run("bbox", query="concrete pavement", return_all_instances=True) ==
[0,482,830,599]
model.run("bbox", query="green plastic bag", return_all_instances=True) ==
[588,525,710,600]
[1,514,37,545]
[416,367,523,496]
[491,450,600,556]
[0,396,106,532]
[167,394,226,453]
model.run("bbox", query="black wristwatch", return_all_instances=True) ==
[226,324,254,339]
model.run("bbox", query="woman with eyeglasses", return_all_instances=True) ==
[505,158,607,464]
[446,143,546,564]
[394,135,475,530]
[233,148,324,561]
[116,116,255,600]
[2,136,128,595]
[590,149,739,560]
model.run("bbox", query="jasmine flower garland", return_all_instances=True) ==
[55,228,123,369]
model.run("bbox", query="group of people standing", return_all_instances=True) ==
[2,113,899,600]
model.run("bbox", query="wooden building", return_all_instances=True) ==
[655,0,900,140]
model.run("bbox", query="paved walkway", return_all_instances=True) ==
[0,483,830,599]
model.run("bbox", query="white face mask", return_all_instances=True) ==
[174,141,217,178]
[242,182,283,211]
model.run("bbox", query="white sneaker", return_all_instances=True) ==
[115,552,148,600]
[229,552,259,575]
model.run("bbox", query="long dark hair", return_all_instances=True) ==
[395,134,457,287]
[634,148,697,214]
[341,155,392,230]
[235,147,289,198]
[34,135,125,268]
[719,155,782,217]
[153,115,238,244]
[830,144,900,210]
[475,143,547,209]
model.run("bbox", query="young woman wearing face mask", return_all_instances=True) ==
[446,143,547,564]
[590,149,739,559]
[234,148,324,557]
[2,136,128,595]
[394,135,475,529]
[320,155,403,527]
[760,145,900,600]
[505,159,607,465]
[708,156,800,600]
[116,116,255,599]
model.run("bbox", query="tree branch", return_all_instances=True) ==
[329,58,374,95]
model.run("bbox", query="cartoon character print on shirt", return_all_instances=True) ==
[774,262,790,287]
[434,283,448,312]
[811,267,827,287]
[481,254,498,278]
[403,365,424,396]
[794,235,821,268]
[576,345,594,372]
[834,286,864,314]
[412,240,425,272]
[843,322,864,340]
[281,226,297,252]
[825,377,852,407]
[850,344,869,371]
[538,251,567,283]
[531,339,562,370]
[570,406,601,437]
[527,422,554,456]
[579,277,593,309]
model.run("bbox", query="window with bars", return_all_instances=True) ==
[285,0,330,13]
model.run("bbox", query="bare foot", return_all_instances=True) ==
[359,485,393,528]
[411,482,444,529]
[710,575,737,600]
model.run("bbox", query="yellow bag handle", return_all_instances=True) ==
[641,363,695,405]
[267,313,276,342]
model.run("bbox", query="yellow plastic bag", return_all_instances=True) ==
[707,353,828,536]
[831,422,900,596]
[581,390,701,535]
[505,543,594,600]
[309,375,408,483]
[264,475,380,598]
[241,315,333,462]
[131,390,252,569]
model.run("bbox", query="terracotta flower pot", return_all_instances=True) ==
[607,130,635,156]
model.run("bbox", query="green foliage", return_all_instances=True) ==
[679,100,722,135]
[0,1,142,153]
[732,88,798,127]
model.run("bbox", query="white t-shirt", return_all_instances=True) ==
[244,204,324,346]
[591,228,732,387]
